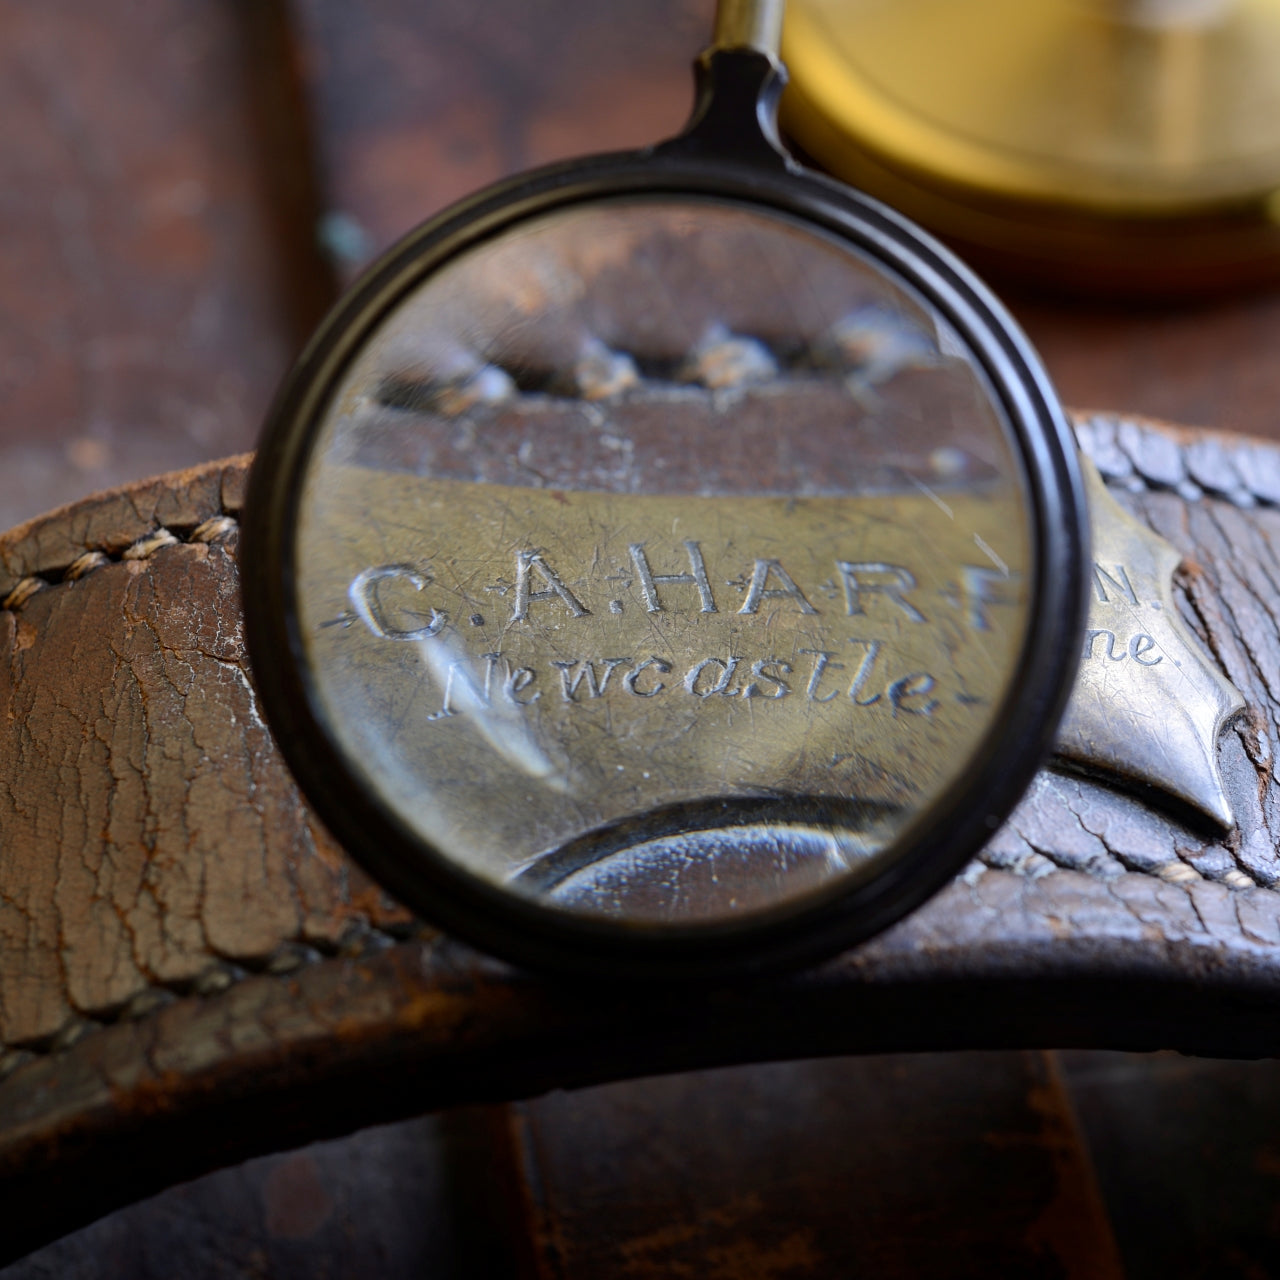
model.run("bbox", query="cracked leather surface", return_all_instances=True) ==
[0,412,1279,1260]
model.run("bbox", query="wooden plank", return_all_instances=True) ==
[292,0,713,273]
[1,1112,530,1279]
[0,0,320,530]
[1015,292,1280,442]
[1062,1050,1280,1279]
[510,1053,1123,1278]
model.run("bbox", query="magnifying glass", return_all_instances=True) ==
[242,0,1088,979]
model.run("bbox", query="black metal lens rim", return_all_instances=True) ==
[243,149,1088,982]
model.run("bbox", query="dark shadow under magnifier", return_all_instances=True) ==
[243,0,1088,979]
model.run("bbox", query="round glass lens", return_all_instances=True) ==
[292,197,1035,928]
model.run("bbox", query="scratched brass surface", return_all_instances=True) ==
[301,475,1028,918]
[293,197,1037,925]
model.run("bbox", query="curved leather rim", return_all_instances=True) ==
[0,411,1276,1259]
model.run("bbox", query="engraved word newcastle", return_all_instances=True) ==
[409,643,941,720]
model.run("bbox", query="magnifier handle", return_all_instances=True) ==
[712,0,785,58]
[660,0,790,166]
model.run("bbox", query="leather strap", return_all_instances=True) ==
[0,412,1276,1260]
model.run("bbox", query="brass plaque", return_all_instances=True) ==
[1054,459,1245,826]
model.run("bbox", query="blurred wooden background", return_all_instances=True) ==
[4,1,1280,1275]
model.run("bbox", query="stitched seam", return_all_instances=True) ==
[1,515,240,612]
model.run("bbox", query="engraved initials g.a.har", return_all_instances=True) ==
[346,540,1018,636]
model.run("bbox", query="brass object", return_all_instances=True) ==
[1054,458,1245,825]
[782,0,1280,292]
